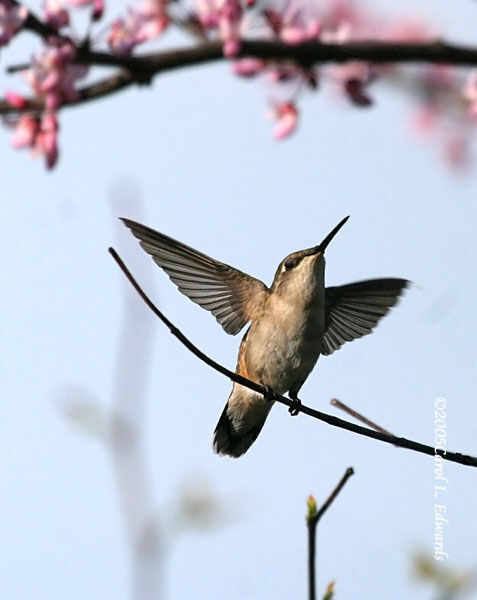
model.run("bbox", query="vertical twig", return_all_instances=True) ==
[307,497,317,600]
[307,467,355,600]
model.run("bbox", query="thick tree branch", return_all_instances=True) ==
[108,247,477,469]
[62,38,477,71]
[22,10,59,39]
[2,38,477,114]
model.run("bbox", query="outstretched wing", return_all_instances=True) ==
[121,218,268,335]
[322,278,409,356]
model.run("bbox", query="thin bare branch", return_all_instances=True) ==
[313,467,355,524]
[307,468,354,600]
[330,398,393,436]
[108,247,477,469]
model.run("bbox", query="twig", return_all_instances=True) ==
[313,467,355,523]
[3,38,477,114]
[330,398,393,436]
[307,468,354,600]
[108,247,477,469]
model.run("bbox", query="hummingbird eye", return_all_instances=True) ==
[284,257,299,271]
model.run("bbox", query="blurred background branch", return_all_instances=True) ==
[109,189,162,600]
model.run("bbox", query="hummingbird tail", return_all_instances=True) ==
[213,392,272,458]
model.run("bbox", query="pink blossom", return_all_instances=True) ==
[263,4,321,44]
[108,16,139,54]
[66,0,103,18]
[0,0,28,45]
[233,57,266,77]
[44,0,69,29]
[91,0,104,21]
[316,0,383,103]
[108,0,169,54]
[24,39,88,110]
[343,67,373,106]
[319,0,375,40]
[135,0,169,37]
[463,71,477,120]
[219,0,242,57]
[8,112,59,169]
[5,90,28,109]
[195,0,221,29]
[36,112,59,169]
[194,0,245,57]
[344,79,372,106]
[271,102,298,140]
[10,114,39,148]
[223,39,239,57]
[328,61,374,106]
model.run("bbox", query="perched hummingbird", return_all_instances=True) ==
[122,216,408,458]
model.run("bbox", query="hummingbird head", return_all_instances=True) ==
[271,216,349,300]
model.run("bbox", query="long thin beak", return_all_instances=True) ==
[306,216,350,256]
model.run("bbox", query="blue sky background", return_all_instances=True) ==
[1,0,476,598]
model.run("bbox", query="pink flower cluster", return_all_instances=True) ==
[108,0,169,54]
[270,102,298,139]
[1,0,103,169]
[24,39,88,111]
[407,65,476,170]
[5,112,58,169]
[2,0,477,170]
[0,0,28,45]
[195,0,246,57]
[5,35,87,169]
[44,0,104,29]
[225,0,476,164]
[232,0,393,136]
[262,4,321,44]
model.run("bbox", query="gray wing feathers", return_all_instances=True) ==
[322,278,409,355]
[121,218,268,335]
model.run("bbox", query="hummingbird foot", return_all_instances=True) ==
[288,396,302,416]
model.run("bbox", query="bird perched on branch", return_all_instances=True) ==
[122,216,408,458]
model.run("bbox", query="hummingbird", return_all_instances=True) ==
[122,216,408,458]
